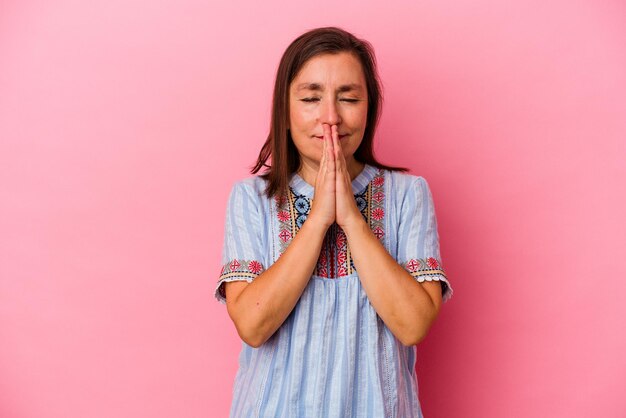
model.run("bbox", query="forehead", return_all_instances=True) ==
[291,52,366,91]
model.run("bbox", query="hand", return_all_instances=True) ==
[330,124,364,230]
[308,123,336,230]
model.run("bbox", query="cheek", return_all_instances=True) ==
[291,132,321,157]
[289,105,316,128]
[358,108,368,127]
[346,107,367,128]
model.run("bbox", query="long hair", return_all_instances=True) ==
[250,26,409,199]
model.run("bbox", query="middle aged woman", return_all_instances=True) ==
[215,26,454,417]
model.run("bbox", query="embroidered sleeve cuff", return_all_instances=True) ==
[399,257,454,303]
[214,259,266,304]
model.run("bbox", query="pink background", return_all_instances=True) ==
[1,1,625,417]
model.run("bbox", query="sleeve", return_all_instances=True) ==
[397,176,453,303]
[214,180,267,305]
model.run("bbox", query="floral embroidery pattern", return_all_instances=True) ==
[317,223,352,277]
[276,189,301,256]
[367,171,386,242]
[275,168,387,278]
[219,258,265,279]
[216,258,266,300]
[277,210,290,222]
[401,256,450,298]
[401,257,446,277]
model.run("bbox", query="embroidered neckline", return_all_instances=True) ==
[275,165,386,278]
[288,163,378,199]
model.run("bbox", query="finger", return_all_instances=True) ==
[334,125,347,167]
[318,124,326,184]
[332,125,341,167]
[321,123,327,167]
[324,124,335,175]
[332,125,350,188]
[331,124,341,173]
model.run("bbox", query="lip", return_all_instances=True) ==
[314,134,349,140]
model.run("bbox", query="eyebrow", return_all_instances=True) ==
[296,83,363,93]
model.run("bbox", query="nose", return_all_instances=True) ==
[320,98,342,126]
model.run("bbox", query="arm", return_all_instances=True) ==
[225,124,340,347]
[225,216,328,348]
[342,218,443,347]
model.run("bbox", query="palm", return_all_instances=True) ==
[310,124,363,230]
[328,125,362,229]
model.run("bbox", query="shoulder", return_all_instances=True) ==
[386,169,430,198]
[229,175,269,200]
[225,175,272,221]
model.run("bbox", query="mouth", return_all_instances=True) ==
[314,134,349,140]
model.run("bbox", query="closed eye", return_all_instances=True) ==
[300,98,360,103]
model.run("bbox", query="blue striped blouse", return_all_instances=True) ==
[215,163,453,417]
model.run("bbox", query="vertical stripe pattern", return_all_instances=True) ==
[214,164,454,416]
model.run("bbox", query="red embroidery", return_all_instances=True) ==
[276,168,387,279]
[372,207,385,221]
[373,191,385,202]
[427,257,439,269]
[229,259,241,271]
[279,229,292,242]
[317,249,329,277]
[400,257,446,279]
[406,259,421,272]
[249,260,263,274]
[336,231,346,247]
[337,250,347,265]
[217,258,266,299]
[368,171,386,245]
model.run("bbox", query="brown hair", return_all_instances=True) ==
[250,26,408,199]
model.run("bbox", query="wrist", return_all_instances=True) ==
[339,215,367,236]
[303,214,331,234]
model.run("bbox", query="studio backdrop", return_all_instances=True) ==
[1,1,625,417]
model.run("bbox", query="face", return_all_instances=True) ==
[288,51,368,168]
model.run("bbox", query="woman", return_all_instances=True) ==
[215,26,454,417]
